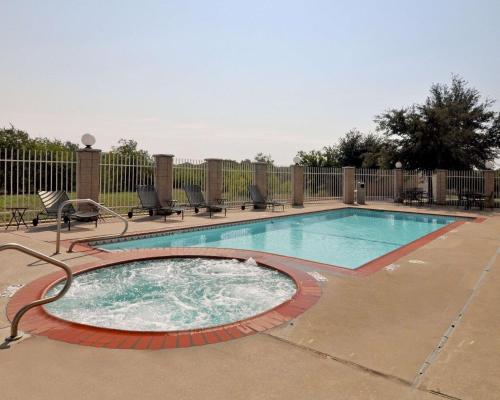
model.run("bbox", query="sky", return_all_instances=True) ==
[1,0,500,165]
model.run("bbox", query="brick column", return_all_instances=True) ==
[484,170,495,208]
[292,165,304,206]
[394,168,403,202]
[154,154,174,206]
[76,148,101,211]
[205,158,223,204]
[253,162,268,198]
[343,167,355,204]
[434,169,447,205]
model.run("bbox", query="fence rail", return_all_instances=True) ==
[355,168,395,200]
[2,145,500,225]
[304,167,343,202]
[173,158,207,204]
[446,170,484,206]
[267,165,292,203]
[0,149,76,222]
[100,152,155,214]
[222,161,253,207]
[495,172,500,208]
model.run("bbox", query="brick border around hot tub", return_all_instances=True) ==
[6,249,321,350]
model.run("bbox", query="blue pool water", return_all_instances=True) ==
[98,209,459,269]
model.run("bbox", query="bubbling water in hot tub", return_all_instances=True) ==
[44,257,296,331]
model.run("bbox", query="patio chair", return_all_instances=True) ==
[33,190,100,230]
[183,184,227,218]
[241,185,285,211]
[128,185,184,221]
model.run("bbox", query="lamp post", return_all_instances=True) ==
[485,160,495,170]
[81,133,96,149]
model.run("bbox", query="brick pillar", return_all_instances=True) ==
[343,167,355,204]
[253,162,268,198]
[76,148,101,211]
[484,170,495,208]
[434,169,447,205]
[205,158,223,204]
[394,168,403,202]
[292,165,304,206]
[154,154,174,206]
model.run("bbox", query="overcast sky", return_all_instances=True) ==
[1,0,499,164]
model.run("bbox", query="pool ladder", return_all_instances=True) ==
[55,198,129,254]
[0,243,73,342]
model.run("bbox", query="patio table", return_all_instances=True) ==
[5,207,29,230]
[403,188,426,206]
[461,192,486,210]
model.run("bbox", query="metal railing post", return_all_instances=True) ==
[55,199,128,254]
[0,243,73,342]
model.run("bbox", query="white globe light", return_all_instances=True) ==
[293,156,301,164]
[81,133,96,148]
[395,161,403,169]
[485,160,496,170]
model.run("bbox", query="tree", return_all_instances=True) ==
[296,130,394,168]
[0,125,79,152]
[110,139,150,159]
[375,76,500,169]
[254,152,274,164]
[295,149,329,167]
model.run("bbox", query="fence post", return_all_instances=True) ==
[253,162,268,198]
[343,167,355,204]
[394,168,403,202]
[154,154,174,206]
[484,170,495,208]
[292,165,304,206]
[76,148,101,210]
[434,169,447,205]
[205,158,223,204]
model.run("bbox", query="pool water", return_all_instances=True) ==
[98,209,459,269]
[44,258,296,331]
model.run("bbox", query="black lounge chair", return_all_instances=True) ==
[33,190,100,230]
[183,184,228,218]
[128,185,184,220]
[242,185,285,211]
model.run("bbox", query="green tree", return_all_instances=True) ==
[254,152,274,164]
[295,149,329,167]
[375,76,500,169]
[0,125,79,152]
[296,130,394,168]
[110,139,150,158]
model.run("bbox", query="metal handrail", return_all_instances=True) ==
[55,199,128,254]
[0,243,73,342]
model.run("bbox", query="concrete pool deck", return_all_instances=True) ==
[1,201,499,399]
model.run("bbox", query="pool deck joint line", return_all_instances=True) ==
[412,245,500,388]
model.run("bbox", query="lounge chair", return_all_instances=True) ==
[32,190,100,230]
[128,185,184,220]
[242,185,285,211]
[183,184,228,218]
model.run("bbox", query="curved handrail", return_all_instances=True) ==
[55,199,128,254]
[0,243,73,342]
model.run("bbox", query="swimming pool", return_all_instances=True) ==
[97,208,460,269]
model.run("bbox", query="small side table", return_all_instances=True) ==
[5,207,28,230]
